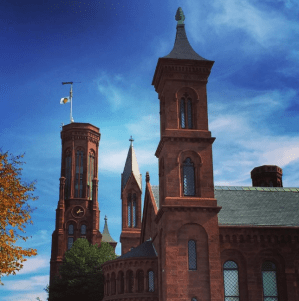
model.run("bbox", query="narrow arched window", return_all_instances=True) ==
[68,224,74,235]
[87,151,95,200]
[111,273,116,295]
[183,157,195,196]
[223,261,240,301]
[187,98,193,129]
[137,270,144,292]
[133,193,137,228]
[262,261,278,301]
[107,274,110,296]
[65,151,72,199]
[119,271,124,294]
[148,271,155,292]
[68,237,74,250]
[75,150,84,198]
[127,270,134,293]
[180,98,186,128]
[127,193,131,227]
[188,240,197,270]
[81,225,86,235]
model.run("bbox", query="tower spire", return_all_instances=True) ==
[121,137,142,193]
[163,7,209,61]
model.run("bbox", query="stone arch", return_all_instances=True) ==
[177,150,202,197]
[221,248,248,301]
[177,223,210,300]
[254,248,287,300]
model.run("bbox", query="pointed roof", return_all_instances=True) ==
[163,7,209,61]
[117,238,158,259]
[121,136,142,193]
[101,216,116,243]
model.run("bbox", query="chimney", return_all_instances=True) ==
[251,165,283,187]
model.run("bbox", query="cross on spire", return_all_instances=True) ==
[104,215,107,223]
[129,136,134,146]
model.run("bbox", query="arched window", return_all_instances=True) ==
[68,237,74,250]
[111,273,116,295]
[81,225,86,236]
[148,270,155,292]
[65,151,72,199]
[137,270,144,292]
[68,224,74,235]
[119,271,124,294]
[262,261,278,301]
[180,97,193,129]
[180,98,186,129]
[133,193,137,228]
[106,274,110,296]
[187,98,193,129]
[191,298,198,301]
[183,157,195,196]
[87,151,95,200]
[188,240,197,270]
[75,150,84,198]
[223,261,240,301]
[127,193,132,227]
[127,270,134,293]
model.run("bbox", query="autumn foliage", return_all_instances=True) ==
[0,150,38,285]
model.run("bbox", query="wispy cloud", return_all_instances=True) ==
[14,256,49,275]
[3,275,49,291]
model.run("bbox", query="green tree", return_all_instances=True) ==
[47,239,118,301]
[0,151,38,285]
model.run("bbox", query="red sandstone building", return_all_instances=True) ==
[50,7,299,301]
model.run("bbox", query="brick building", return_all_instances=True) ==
[50,7,299,301]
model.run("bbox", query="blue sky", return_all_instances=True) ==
[1,0,299,300]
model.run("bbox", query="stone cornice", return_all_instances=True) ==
[155,135,215,158]
[61,130,101,145]
[155,204,221,223]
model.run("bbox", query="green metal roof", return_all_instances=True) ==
[148,185,299,227]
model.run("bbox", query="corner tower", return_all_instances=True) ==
[152,8,224,301]
[50,123,102,285]
[120,137,142,255]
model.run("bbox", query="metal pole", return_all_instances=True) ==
[70,84,74,123]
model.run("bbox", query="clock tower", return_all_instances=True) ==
[49,122,103,285]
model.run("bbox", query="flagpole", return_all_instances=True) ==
[70,84,74,123]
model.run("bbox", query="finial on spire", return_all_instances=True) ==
[146,171,150,183]
[175,7,185,24]
[104,215,107,223]
[129,136,134,146]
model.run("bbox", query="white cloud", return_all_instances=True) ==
[3,275,49,291]
[0,291,48,301]
[15,256,49,275]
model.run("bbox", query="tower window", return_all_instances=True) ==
[137,270,144,292]
[183,157,195,196]
[127,270,134,293]
[81,225,86,235]
[223,261,240,301]
[68,237,74,250]
[75,150,84,198]
[68,224,74,235]
[180,97,193,129]
[262,261,278,301]
[188,240,197,270]
[119,271,124,294]
[148,270,155,292]
[133,193,137,228]
[128,193,131,227]
[87,151,95,200]
[65,151,72,199]
[180,98,186,129]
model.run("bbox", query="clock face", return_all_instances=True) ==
[73,206,84,218]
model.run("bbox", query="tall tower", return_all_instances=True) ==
[50,122,103,284]
[152,8,224,301]
[120,137,142,255]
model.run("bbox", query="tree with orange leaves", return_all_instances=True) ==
[0,150,38,285]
